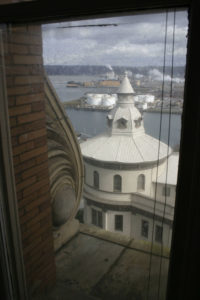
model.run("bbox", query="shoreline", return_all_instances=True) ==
[62,98,113,111]
[63,99,182,114]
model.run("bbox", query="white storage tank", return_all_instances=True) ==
[102,94,117,107]
[86,93,102,106]
[134,94,155,103]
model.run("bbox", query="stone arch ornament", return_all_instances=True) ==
[44,74,83,250]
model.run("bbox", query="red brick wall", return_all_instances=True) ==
[3,24,56,294]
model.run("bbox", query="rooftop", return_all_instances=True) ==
[33,224,170,300]
[155,152,179,185]
[81,133,171,164]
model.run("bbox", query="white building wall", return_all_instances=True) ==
[131,214,172,248]
[105,210,132,237]
[84,161,160,198]
[84,201,106,229]
[131,214,151,240]
[151,182,176,206]
[83,159,173,249]
[84,199,172,248]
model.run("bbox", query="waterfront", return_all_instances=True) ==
[49,75,117,102]
[49,75,182,148]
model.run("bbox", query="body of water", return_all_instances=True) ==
[50,75,117,102]
[49,75,181,148]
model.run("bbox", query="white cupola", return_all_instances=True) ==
[109,72,144,136]
[81,73,171,164]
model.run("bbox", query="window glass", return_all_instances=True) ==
[141,220,149,238]
[162,185,171,197]
[92,208,97,225]
[40,9,188,300]
[0,3,189,300]
[117,118,128,129]
[92,208,102,228]
[114,175,122,192]
[115,215,123,231]
[137,174,145,190]
[97,210,103,228]
[93,171,99,189]
[155,225,163,243]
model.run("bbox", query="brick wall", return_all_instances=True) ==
[3,24,56,294]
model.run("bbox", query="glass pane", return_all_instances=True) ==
[42,10,188,299]
[115,215,123,231]
[98,211,103,228]
[94,171,99,189]
[141,220,149,238]
[92,208,97,225]
[114,175,122,192]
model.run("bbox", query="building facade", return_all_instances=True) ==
[81,73,178,248]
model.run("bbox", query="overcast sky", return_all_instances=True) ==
[42,10,188,67]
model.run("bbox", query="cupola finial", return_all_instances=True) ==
[117,72,135,94]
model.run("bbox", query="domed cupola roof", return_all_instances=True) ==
[81,73,171,165]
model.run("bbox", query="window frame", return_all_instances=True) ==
[0,1,191,24]
[1,1,199,299]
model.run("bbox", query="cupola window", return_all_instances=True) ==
[93,171,99,189]
[114,175,122,192]
[117,117,128,129]
[137,174,145,190]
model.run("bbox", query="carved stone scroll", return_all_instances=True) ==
[44,74,83,248]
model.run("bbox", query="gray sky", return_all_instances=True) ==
[42,10,188,67]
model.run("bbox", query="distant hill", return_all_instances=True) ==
[44,65,109,76]
[44,64,185,78]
